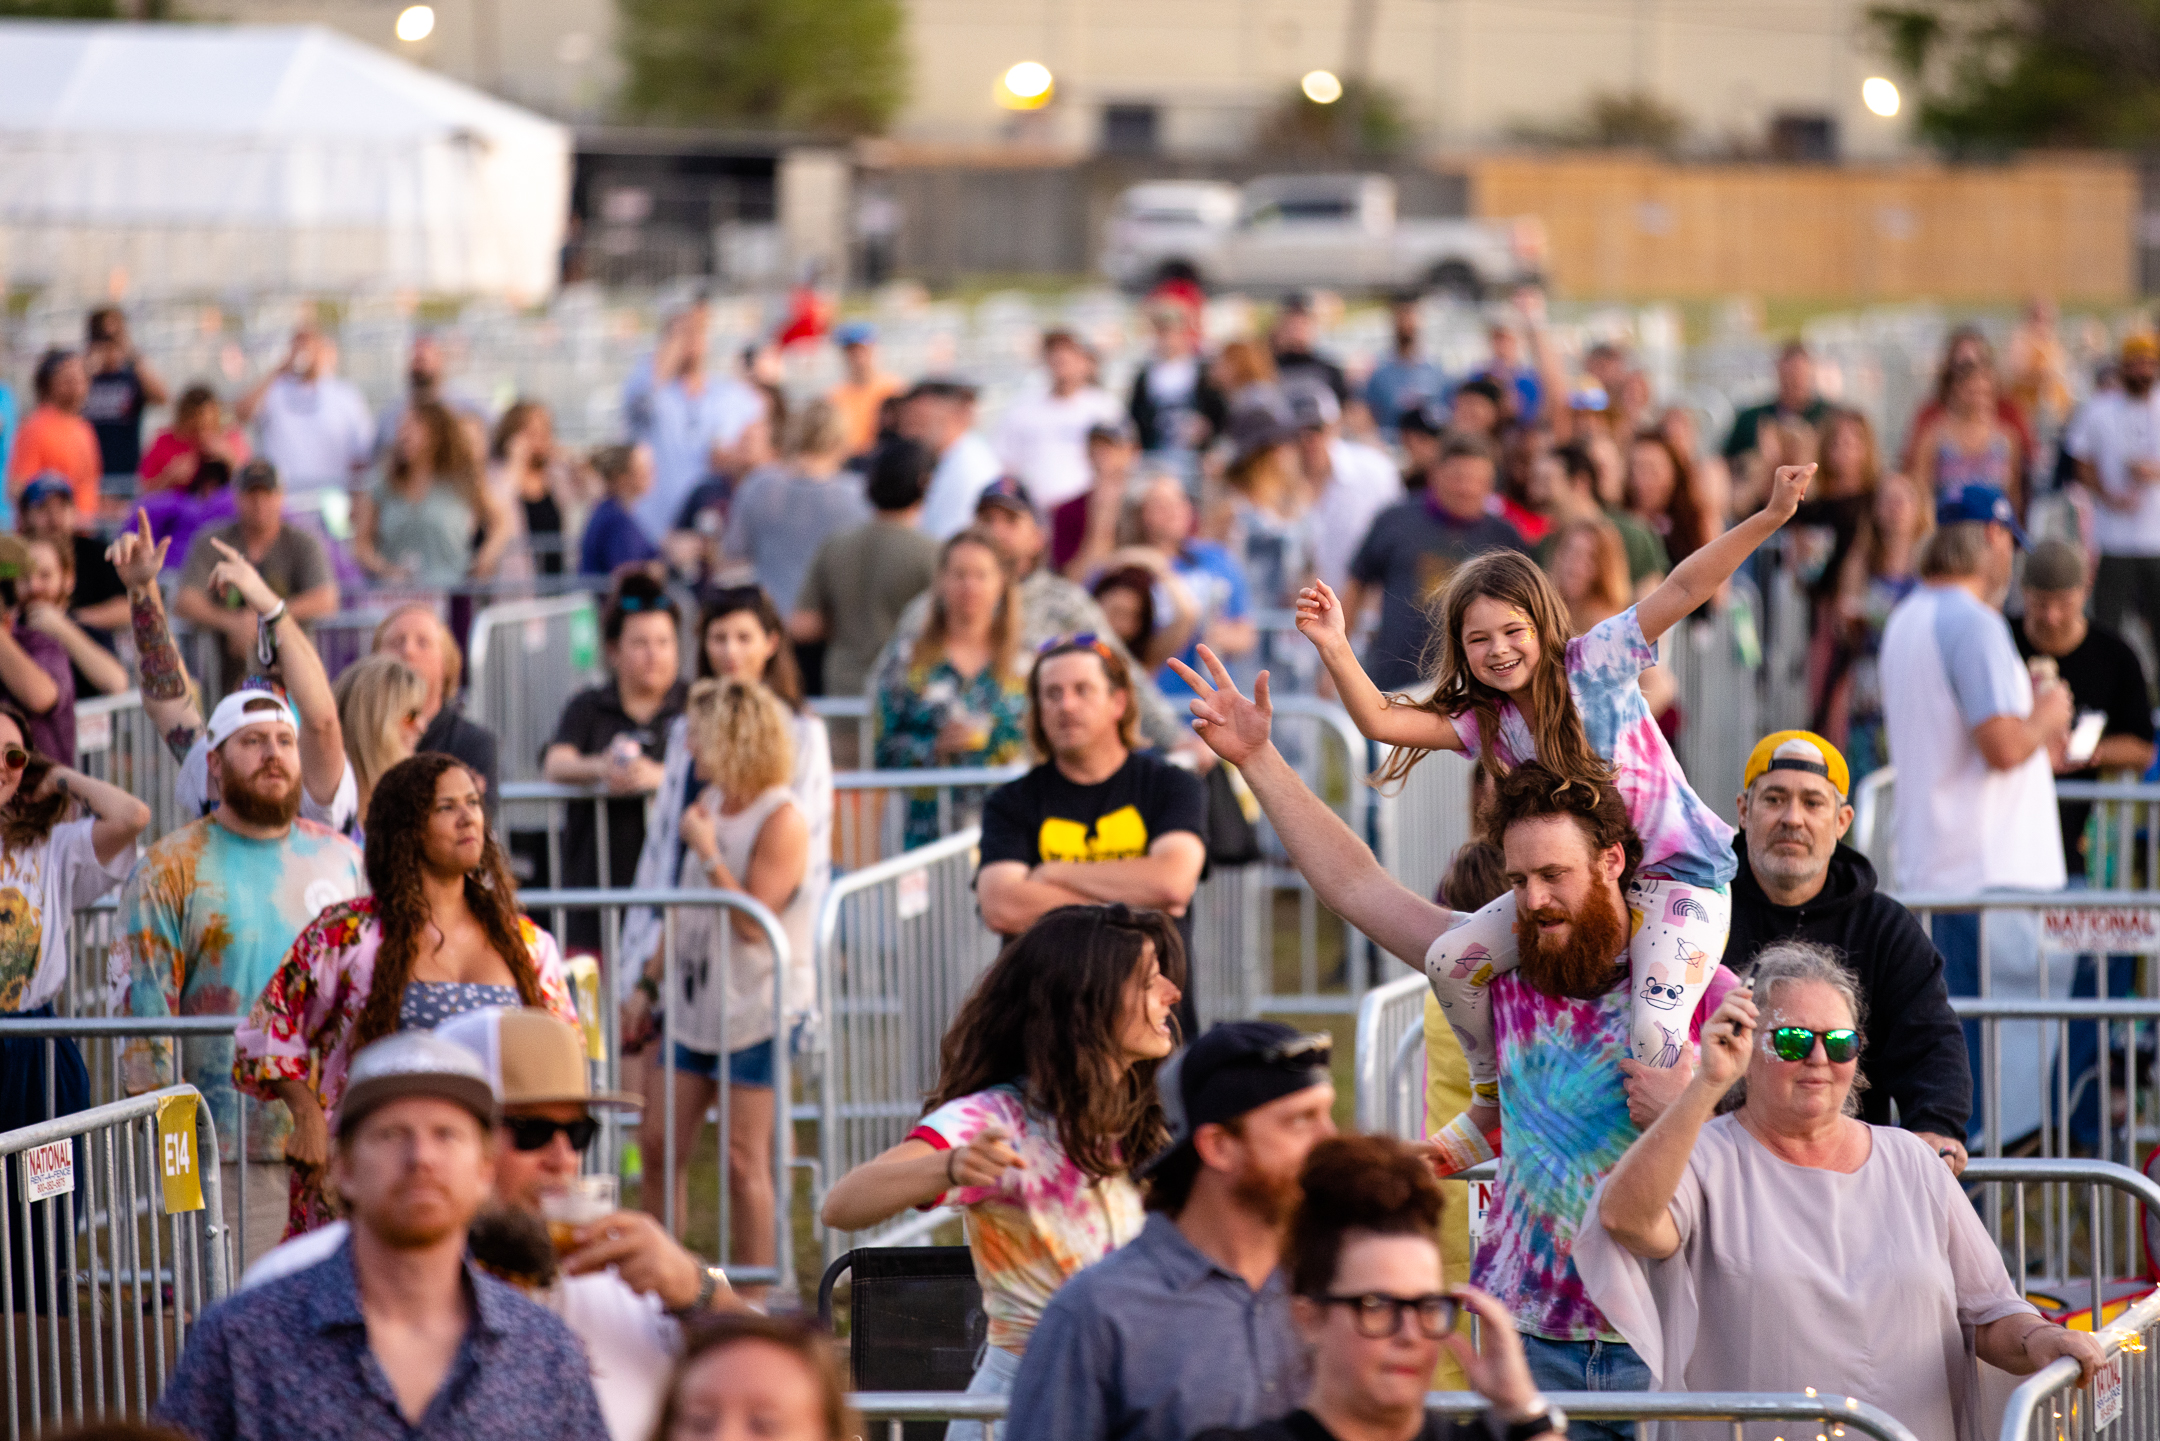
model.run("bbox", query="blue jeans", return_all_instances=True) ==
[1518,1335,1652,1441]
[1933,911,1984,1146]
[2063,951,2139,1148]
[944,1342,1020,1441]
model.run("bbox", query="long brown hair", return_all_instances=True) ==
[925,904,1181,1181]
[392,400,485,513]
[1629,430,1711,564]
[349,753,542,1052]
[1373,550,1611,798]
[697,587,805,711]
[0,702,67,851]
[910,529,1020,680]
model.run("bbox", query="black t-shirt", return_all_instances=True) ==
[980,752,1207,1003]
[1196,1406,1488,1441]
[2014,619,2156,875]
[545,679,689,949]
[81,363,148,476]
[521,493,564,576]
[65,534,127,694]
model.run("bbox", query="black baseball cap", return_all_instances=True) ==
[975,475,1038,520]
[1139,1021,1333,1176]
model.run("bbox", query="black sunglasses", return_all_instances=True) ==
[1324,1292,1461,1339]
[504,1115,600,1153]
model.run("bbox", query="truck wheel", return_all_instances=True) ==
[1427,262,1482,303]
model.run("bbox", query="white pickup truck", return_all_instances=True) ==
[1099,173,1544,300]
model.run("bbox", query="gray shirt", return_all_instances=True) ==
[1005,1213,1305,1441]
[721,466,870,622]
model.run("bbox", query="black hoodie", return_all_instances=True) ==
[1727,836,1972,1140]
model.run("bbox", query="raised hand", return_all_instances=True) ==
[1166,644,1273,767]
[1696,987,1757,1093]
[205,538,282,616]
[107,510,171,593]
[1764,463,1816,526]
[1294,581,1350,653]
[948,1123,1023,1189]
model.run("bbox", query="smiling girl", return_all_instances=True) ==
[1297,464,1815,1171]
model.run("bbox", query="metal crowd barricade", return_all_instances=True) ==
[850,1392,1923,1441]
[497,780,631,892]
[1851,765,1895,874]
[466,593,604,786]
[73,691,185,848]
[2,1084,227,1441]
[1370,746,1478,922]
[828,764,1027,873]
[2001,1287,2160,1441]
[2057,780,2160,892]
[813,829,998,1262]
[1261,696,1389,1013]
[810,695,872,770]
[1353,972,1432,1138]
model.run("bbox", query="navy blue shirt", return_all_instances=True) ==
[580,494,660,576]
[1349,496,1530,690]
[1005,1212,1305,1441]
[153,1236,609,1441]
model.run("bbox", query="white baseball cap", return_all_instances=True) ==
[204,688,299,751]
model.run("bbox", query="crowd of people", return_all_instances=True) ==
[3,284,2154,1441]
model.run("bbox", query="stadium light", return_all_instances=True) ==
[1862,77,1900,118]
[998,62,1055,111]
[395,5,436,43]
[1302,70,1344,105]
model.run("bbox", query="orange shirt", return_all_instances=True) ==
[7,406,102,518]
[828,373,904,456]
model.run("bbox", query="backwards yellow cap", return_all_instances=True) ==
[1742,729,1850,799]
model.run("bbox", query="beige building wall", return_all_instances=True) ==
[897,0,1915,158]
[190,0,620,119]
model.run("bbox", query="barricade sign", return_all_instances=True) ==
[2094,1357,2122,1429]
[1467,1179,1498,1241]
[157,1090,204,1213]
[896,869,929,921]
[2041,907,2160,952]
[77,707,111,755]
[567,954,605,1061]
[23,1138,73,1200]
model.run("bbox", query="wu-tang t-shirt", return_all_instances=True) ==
[979,752,1207,943]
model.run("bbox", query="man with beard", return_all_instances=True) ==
[116,684,365,1267]
[154,1031,609,1441]
[2068,333,2160,662]
[1170,646,1736,1439]
[1007,1021,1337,1441]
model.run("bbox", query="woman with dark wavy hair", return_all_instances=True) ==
[820,903,1185,1441]
[237,752,576,1237]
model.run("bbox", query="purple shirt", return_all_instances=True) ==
[9,624,73,765]
[152,1234,608,1441]
[129,484,238,574]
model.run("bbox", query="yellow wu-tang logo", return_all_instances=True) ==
[1039,806,1151,862]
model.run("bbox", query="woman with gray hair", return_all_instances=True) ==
[1578,941,2099,1440]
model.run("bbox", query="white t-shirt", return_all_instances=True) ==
[254,375,375,492]
[0,817,136,1013]
[919,432,1005,540]
[175,737,359,836]
[1308,437,1405,593]
[243,1219,681,1441]
[2066,388,2160,556]
[993,384,1124,510]
[1880,582,2065,894]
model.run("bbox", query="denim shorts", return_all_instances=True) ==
[671,1037,775,1088]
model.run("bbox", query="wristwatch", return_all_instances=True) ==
[668,1264,727,1318]
[1490,1400,1564,1441]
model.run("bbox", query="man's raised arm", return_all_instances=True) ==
[1169,646,1457,968]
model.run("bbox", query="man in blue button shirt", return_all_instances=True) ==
[1007,1021,1338,1441]
[154,1032,609,1441]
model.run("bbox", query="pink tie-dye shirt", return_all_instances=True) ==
[1453,607,1737,889]
[910,1083,1145,1352]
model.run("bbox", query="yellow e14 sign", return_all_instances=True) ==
[155,1093,204,1215]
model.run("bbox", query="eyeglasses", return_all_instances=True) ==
[504,1115,600,1152]
[0,745,27,772]
[1324,1293,1461,1339]
[1768,1027,1863,1063]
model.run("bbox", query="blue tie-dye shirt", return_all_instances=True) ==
[1476,967,1736,1340]
[1454,607,1737,889]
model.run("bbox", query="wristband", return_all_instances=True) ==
[1430,1112,1500,1176]
[261,599,289,627]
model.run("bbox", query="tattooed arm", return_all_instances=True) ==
[109,513,202,761]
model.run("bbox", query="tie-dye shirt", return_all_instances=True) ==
[110,815,365,1162]
[1476,967,1737,1340]
[908,1082,1146,1352]
[1452,607,1737,889]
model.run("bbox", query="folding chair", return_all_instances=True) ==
[818,1246,986,1441]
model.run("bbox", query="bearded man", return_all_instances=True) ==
[117,686,365,1267]
[1171,646,1737,1441]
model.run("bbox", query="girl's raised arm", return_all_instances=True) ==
[1635,464,1813,645]
[1294,581,1465,752]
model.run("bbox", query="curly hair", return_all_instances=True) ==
[0,701,68,851]
[925,904,1182,1181]
[1288,1134,1446,1298]
[1484,759,1642,894]
[1373,549,1612,798]
[348,753,542,1053]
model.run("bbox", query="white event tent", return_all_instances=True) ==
[0,21,571,300]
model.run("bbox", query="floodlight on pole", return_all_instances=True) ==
[1862,77,1900,118]
[395,5,436,42]
[1302,70,1344,105]
[998,62,1055,110]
